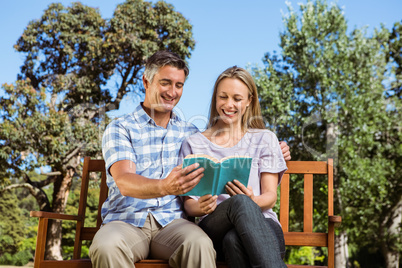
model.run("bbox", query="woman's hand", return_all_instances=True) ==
[225,180,255,202]
[198,194,218,215]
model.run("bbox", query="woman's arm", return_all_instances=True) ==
[183,195,218,217]
[253,172,278,210]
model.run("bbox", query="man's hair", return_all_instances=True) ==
[143,51,189,83]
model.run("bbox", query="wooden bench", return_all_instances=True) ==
[31,157,341,268]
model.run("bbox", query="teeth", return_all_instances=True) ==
[162,97,174,101]
[223,110,236,115]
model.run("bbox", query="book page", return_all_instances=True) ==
[184,154,219,163]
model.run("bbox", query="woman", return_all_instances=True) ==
[179,66,287,268]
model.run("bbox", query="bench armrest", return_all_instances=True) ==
[329,215,342,228]
[30,211,81,221]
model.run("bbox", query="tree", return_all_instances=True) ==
[252,1,401,267]
[0,0,195,261]
[373,20,402,268]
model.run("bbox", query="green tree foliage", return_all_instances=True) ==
[1,0,195,262]
[387,21,402,100]
[252,1,401,267]
[105,0,195,106]
[0,184,38,265]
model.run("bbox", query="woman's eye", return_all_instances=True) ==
[219,96,227,99]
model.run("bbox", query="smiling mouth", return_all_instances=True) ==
[162,96,174,102]
[222,109,237,116]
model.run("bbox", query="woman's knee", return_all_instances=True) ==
[229,194,259,210]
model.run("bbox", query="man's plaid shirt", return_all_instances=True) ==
[101,103,198,227]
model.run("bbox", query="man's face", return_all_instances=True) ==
[143,65,185,114]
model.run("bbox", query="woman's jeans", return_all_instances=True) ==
[198,194,286,268]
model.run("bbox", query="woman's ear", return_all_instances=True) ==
[246,95,252,108]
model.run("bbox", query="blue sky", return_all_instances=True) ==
[1,0,401,129]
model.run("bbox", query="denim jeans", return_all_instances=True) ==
[198,195,286,268]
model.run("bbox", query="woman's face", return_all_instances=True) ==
[215,78,251,126]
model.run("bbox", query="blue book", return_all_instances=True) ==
[181,154,252,196]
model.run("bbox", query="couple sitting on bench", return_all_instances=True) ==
[89,50,290,268]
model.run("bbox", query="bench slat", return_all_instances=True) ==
[284,232,328,247]
[280,173,290,232]
[304,174,313,232]
[286,161,327,174]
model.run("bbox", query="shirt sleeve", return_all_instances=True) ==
[102,119,137,176]
[178,137,193,165]
[259,131,288,185]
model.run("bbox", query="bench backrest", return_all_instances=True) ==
[73,157,107,259]
[281,159,337,267]
[75,157,338,267]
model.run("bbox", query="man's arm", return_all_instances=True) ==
[279,141,291,161]
[110,160,204,199]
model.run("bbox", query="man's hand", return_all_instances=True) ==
[162,163,204,196]
[279,141,291,161]
[198,194,218,215]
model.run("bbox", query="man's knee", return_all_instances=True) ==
[89,222,149,264]
[188,231,214,250]
[177,222,213,250]
[169,227,216,268]
[90,229,130,260]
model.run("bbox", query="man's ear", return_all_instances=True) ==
[142,75,149,90]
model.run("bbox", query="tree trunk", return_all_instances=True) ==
[381,198,402,268]
[44,169,74,260]
[327,122,349,267]
[335,231,349,268]
[45,219,64,260]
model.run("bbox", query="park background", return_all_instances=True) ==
[1,0,401,126]
[0,0,401,267]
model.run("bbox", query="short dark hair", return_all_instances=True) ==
[144,51,189,83]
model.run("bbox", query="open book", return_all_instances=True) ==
[181,154,252,196]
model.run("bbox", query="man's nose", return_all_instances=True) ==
[166,86,176,97]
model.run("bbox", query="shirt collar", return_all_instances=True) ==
[132,103,181,128]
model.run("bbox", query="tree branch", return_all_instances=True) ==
[35,174,59,188]
[62,145,83,166]
[1,182,51,211]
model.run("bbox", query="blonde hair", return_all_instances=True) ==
[208,66,265,130]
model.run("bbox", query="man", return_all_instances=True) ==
[89,51,290,268]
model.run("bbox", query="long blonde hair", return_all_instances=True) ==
[208,66,265,130]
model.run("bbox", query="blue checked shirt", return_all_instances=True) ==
[101,103,199,227]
